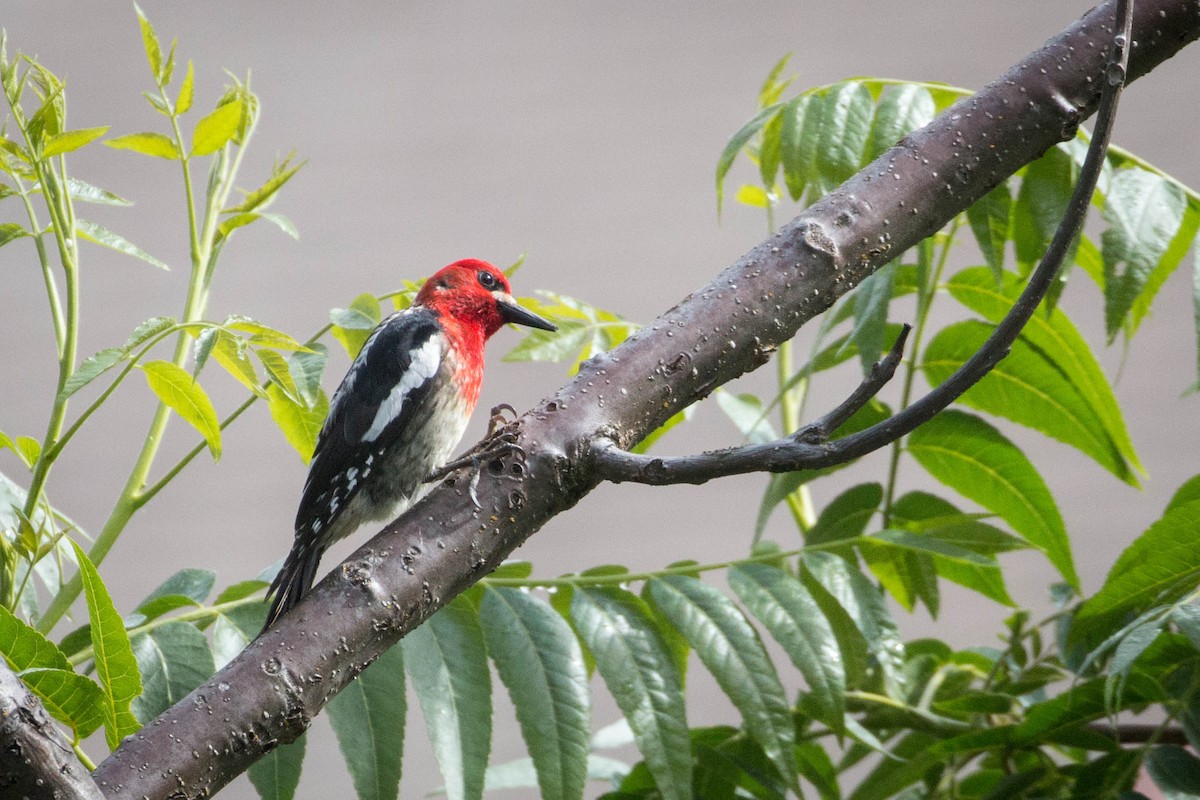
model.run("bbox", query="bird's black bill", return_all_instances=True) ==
[498,296,557,331]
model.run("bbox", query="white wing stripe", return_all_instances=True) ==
[362,335,442,442]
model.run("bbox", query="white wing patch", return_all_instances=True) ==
[362,334,442,443]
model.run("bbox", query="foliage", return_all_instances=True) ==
[4,21,1200,800]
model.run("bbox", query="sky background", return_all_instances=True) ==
[2,2,1199,797]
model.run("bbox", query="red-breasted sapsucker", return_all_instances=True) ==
[262,259,556,629]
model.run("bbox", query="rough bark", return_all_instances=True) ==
[89,1,1200,797]
[0,660,103,800]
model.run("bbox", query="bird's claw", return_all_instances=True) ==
[426,408,528,509]
[487,403,518,437]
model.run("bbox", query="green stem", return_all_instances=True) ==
[46,323,212,462]
[483,539,856,590]
[6,126,82,609]
[137,393,257,506]
[73,742,96,771]
[880,220,958,525]
[14,180,65,355]
[67,592,264,667]
[36,100,233,633]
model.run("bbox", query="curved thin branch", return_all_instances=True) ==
[594,0,1132,486]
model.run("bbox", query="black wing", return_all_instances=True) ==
[263,307,444,632]
[295,306,444,535]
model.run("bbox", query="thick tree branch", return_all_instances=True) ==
[92,2,1200,798]
[0,660,103,800]
[593,0,1133,486]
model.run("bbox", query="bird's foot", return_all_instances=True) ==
[425,405,527,508]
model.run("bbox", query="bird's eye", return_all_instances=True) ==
[477,270,499,290]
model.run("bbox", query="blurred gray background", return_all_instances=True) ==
[2,2,1198,797]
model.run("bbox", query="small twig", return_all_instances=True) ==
[594,2,1131,487]
[797,324,911,443]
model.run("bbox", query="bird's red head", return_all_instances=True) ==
[415,259,556,339]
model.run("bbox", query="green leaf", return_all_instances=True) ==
[806,482,881,549]
[70,539,142,749]
[18,667,105,738]
[144,568,216,607]
[779,93,814,201]
[571,587,691,800]
[0,222,29,248]
[716,102,784,214]
[1193,225,1200,391]
[211,330,263,395]
[0,604,71,671]
[141,360,222,460]
[66,177,132,206]
[257,347,300,402]
[214,579,269,605]
[649,576,797,791]
[867,530,995,566]
[922,320,1134,484]
[248,733,306,800]
[226,153,304,214]
[125,316,178,350]
[77,219,169,269]
[191,99,244,156]
[1169,475,1200,514]
[1147,745,1200,799]
[287,345,327,408]
[331,294,384,358]
[266,384,328,463]
[143,90,170,116]
[715,391,777,445]
[757,54,794,107]
[211,604,266,670]
[847,261,896,372]
[735,184,770,208]
[816,81,874,187]
[729,564,845,734]
[947,267,1141,475]
[104,131,180,159]
[135,568,215,621]
[404,598,492,800]
[222,316,309,352]
[888,492,1016,606]
[327,644,406,800]
[908,410,1077,589]
[177,60,195,115]
[758,110,784,190]
[192,327,219,379]
[129,621,215,724]
[1012,145,1076,275]
[1074,498,1200,645]
[965,182,1012,279]
[843,484,939,614]
[1102,169,1189,338]
[864,83,935,162]
[42,126,110,158]
[58,348,124,400]
[801,551,905,696]
[1140,200,1200,339]
[481,587,590,800]
[134,3,164,81]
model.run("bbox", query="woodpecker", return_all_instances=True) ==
[262,259,556,630]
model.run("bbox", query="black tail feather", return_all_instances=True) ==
[261,540,324,634]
